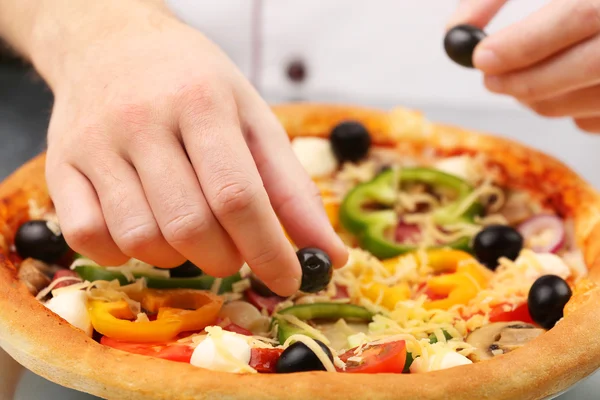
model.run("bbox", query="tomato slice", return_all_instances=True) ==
[489,302,534,324]
[249,348,283,373]
[100,336,194,363]
[245,289,284,314]
[338,341,407,373]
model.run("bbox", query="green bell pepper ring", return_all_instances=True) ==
[73,265,241,294]
[340,167,482,259]
[273,303,374,344]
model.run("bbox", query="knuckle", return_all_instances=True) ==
[178,83,221,117]
[110,103,154,145]
[116,222,161,254]
[212,179,259,217]
[162,210,209,245]
[247,244,284,272]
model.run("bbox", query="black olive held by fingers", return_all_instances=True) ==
[297,248,333,293]
[444,24,487,68]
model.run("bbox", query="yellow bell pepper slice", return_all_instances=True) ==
[89,289,223,342]
[360,280,411,310]
[424,262,491,310]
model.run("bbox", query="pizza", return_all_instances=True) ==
[1,104,600,400]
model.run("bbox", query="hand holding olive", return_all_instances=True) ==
[448,0,600,133]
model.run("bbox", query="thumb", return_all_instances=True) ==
[446,0,510,30]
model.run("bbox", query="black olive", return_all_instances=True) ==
[297,247,332,293]
[329,121,371,163]
[168,261,203,278]
[250,274,278,297]
[275,340,333,373]
[528,275,572,330]
[473,225,523,270]
[15,220,68,263]
[444,24,487,68]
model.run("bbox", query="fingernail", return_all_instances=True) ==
[272,276,300,297]
[474,48,501,71]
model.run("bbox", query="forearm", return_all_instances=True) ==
[0,0,173,90]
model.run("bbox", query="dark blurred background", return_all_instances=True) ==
[0,50,53,180]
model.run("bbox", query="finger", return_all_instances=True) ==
[474,1,600,74]
[574,116,600,134]
[179,90,300,296]
[446,0,509,30]
[79,152,185,267]
[239,95,348,268]
[483,34,600,101]
[127,129,243,277]
[45,161,128,266]
[526,85,600,119]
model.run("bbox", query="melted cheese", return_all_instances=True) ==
[291,137,338,178]
[190,326,254,373]
[45,290,93,337]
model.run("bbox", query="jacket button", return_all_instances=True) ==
[286,60,307,83]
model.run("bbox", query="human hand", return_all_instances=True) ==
[449,0,600,133]
[35,2,347,296]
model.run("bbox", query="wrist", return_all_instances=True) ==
[27,0,176,91]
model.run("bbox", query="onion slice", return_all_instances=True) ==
[517,215,565,253]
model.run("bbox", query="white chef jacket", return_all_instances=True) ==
[165,0,548,108]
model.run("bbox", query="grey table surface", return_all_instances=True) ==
[1,64,599,399]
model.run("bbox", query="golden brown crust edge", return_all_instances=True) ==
[0,104,599,400]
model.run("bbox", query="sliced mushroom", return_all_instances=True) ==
[466,322,544,362]
[18,258,51,295]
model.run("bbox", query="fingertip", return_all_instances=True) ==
[473,46,503,73]
[271,276,300,297]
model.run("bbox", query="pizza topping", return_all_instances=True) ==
[275,338,334,373]
[17,258,51,295]
[249,273,278,297]
[218,301,270,335]
[473,225,523,270]
[45,290,93,337]
[432,156,478,182]
[527,275,572,330]
[297,247,333,293]
[190,326,254,373]
[466,322,543,362]
[410,350,472,373]
[73,263,241,293]
[338,341,407,373]
[517,215,565,254]
[89,289,223,342]
[291,137,338,178]
[340,168,481,259]
[444,24,487,68]
[168,261,203,278]
[15,220,69,263]
[329,121,372,163]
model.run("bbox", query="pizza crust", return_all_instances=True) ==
[1,103,600,400]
